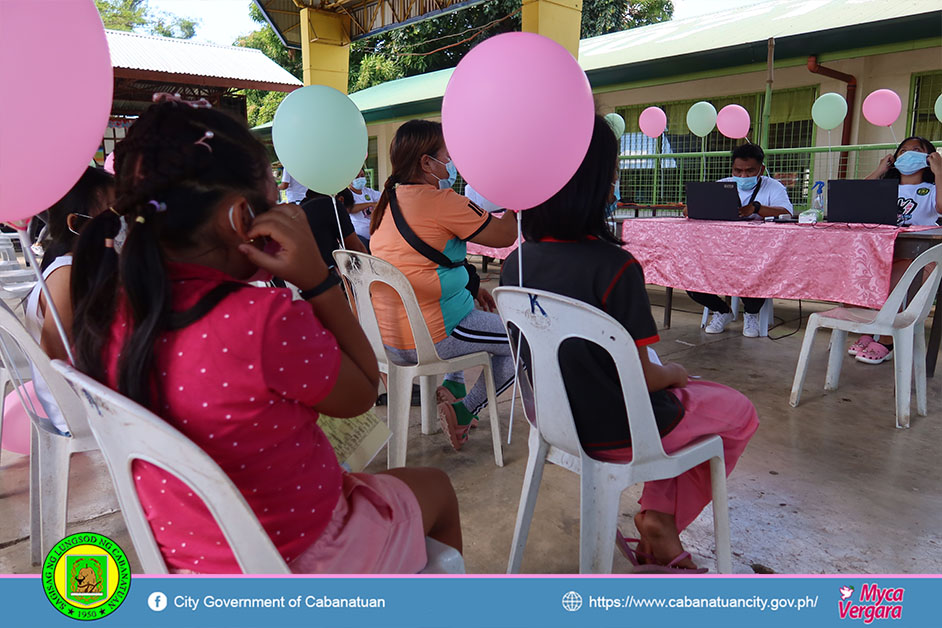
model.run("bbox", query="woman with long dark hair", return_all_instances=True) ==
[368,120,518,451]
[70,96,461,573]
[501,115,759,572]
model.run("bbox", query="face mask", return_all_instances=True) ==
[430,156,458,189]
[733,175,758,191]
[894,150,928,175]
[351,176,367,190]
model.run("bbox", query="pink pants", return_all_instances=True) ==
[593,380,758,532]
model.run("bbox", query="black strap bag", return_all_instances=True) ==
[387,187,481,298]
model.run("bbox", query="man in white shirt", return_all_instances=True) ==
[347,167,380,250]
[278,169,308,204]
[689,144,794,337]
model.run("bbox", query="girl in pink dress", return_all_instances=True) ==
[69,95,461,574]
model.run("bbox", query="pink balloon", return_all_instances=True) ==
[716,104,751,139]
[1,382,44,456]
[442,33,594,210]
[0,0,113,222]
[103,151,116,174]
[862,89,902,127]
[638,107,667,138]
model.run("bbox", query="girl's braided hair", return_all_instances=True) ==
[71,98,271,407]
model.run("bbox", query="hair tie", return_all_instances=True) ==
[104,238,114,248]
[193,130,214,153]
[135,216,146,224]
[148,200,167,213]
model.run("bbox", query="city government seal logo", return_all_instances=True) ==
[42,533,131,620]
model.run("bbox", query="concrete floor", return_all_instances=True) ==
[2,274,941,575]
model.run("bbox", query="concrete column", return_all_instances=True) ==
[299,8,350,93]
[521,0,583,59]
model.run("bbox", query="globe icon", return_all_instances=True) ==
[561,590,583,612]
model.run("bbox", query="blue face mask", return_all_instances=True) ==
[894,150,928,175]
[430,156,458,189]
[351,176,367,190]
[733,175,759,191]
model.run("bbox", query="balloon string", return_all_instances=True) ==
[507,213,523,446]
[827,129,832,183]
[331,195,347,252]
[889,125,898,145]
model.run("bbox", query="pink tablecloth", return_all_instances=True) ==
[620,218,930,309]
[466,241,518,260]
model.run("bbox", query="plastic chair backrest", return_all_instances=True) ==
[51,361,290,574]
[333,250,441,365]
[493,287,667,466]
[874,243,942,327]
[0,302,89,440]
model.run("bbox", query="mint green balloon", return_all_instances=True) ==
[686,101,717,137]
[272,85,368,194]
[935,93,942,124]
[812,92,848,130]
[604,113,625,139]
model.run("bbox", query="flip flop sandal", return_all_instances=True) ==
[436,386,478,427]
[437,402,470,451]
[616,530,708,574]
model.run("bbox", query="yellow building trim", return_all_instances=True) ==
[521,0,583,59]
[300,8,350,93]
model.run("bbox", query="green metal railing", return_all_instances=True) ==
[616,141,942,213]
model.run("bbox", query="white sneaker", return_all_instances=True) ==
[704,311,734,334]
[743,312,760,337]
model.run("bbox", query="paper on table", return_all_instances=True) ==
[318,409,391,472]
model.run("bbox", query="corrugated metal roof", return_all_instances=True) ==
[106,29,302,90]
[579,0,940,71]
[347,0,940,119]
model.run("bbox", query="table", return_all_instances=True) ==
[620,219,942,376]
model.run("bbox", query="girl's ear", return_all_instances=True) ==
[226,198,255,242]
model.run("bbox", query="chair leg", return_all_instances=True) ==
[37,433,70,564]
[419,375,438,435]
[824,329,847,391]
[578,462,623,574]
[789,317,819,407]
[892,329,914,429]
[507,426,548,574]
[730,296,740,321]
[709,455,732,574]
[482,361,503,468]
[385,370,414,468]
[700,307,709,329]
[29,423,41,565]
[914,323,927,417]
[758,299,773,337]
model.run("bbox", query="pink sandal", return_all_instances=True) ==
[855,341,893,365]
[847,335,874,356]
[615,531,708,574]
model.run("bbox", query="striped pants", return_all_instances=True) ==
[387,309,515,415]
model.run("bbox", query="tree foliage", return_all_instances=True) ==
[235,0,674,125]
[349,0,674,91]
[95,0,198,39]
[236,3,303,127]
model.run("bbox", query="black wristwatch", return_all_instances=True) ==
[752,200,762,214]
[299,271,341,299]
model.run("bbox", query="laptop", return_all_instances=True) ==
[827,179,898,225]
[685,182,746,221]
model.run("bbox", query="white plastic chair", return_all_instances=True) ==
[789,243,942,429]
[0,269,36,300]
[700,297,774,337]
[494,287,731,574]
[0,303,94,565]
[333,250,503,468]
[51,361,464,574]
[0,333,32,464]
